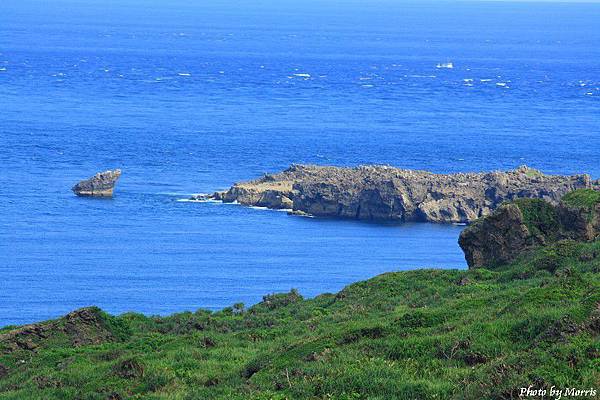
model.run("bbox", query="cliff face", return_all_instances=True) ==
[459,190,600,268]
[199,165,594,223]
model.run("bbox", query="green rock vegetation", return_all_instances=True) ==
[1,196,599,399]
[563,189,600,210]
[513,198,562,240]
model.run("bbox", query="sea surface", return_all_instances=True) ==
[1,0,599,326]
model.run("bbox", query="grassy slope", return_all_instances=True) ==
[1,241,599,400]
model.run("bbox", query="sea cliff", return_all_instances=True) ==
[196,164,596,223]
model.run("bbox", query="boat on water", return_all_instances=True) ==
[436,62,454,69]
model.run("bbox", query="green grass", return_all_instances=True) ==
[523,168,543,178]
[1,239,599,399]
[513,198,562,239]
[562,189,600,210]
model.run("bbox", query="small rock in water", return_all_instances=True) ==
[72,169,121,197]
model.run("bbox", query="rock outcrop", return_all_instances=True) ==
[72,169,121,197]
[196,165,594,224]
[459,190,600,268]
[0,307,122,355]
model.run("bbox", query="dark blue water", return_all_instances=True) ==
[1,0,599,326]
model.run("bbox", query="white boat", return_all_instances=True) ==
[436,62,454,69]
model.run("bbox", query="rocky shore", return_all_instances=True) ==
[195,164,597,223]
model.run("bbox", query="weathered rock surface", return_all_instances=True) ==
[196,164,594,224]
[0,307,120,355]
[72,169,121,197]
[459,191,600,268]
[458,202,537,268]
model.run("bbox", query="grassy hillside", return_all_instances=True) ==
[1,239,599,399]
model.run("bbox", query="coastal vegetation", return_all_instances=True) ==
[1,191,599,399]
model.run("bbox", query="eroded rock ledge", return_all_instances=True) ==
[195,164,596,224]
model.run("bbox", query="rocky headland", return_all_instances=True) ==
[195,164,597,224]
[72,169,121,197]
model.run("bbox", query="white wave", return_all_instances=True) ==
[293,73,311,78]
[480,79,492,82]
[361,84,374,88]
[294,213,315,218]
[178,72,191,76]
[177,198,223,204]
[249,206,269,210]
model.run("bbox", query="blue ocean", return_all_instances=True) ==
[1,0,599,326]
